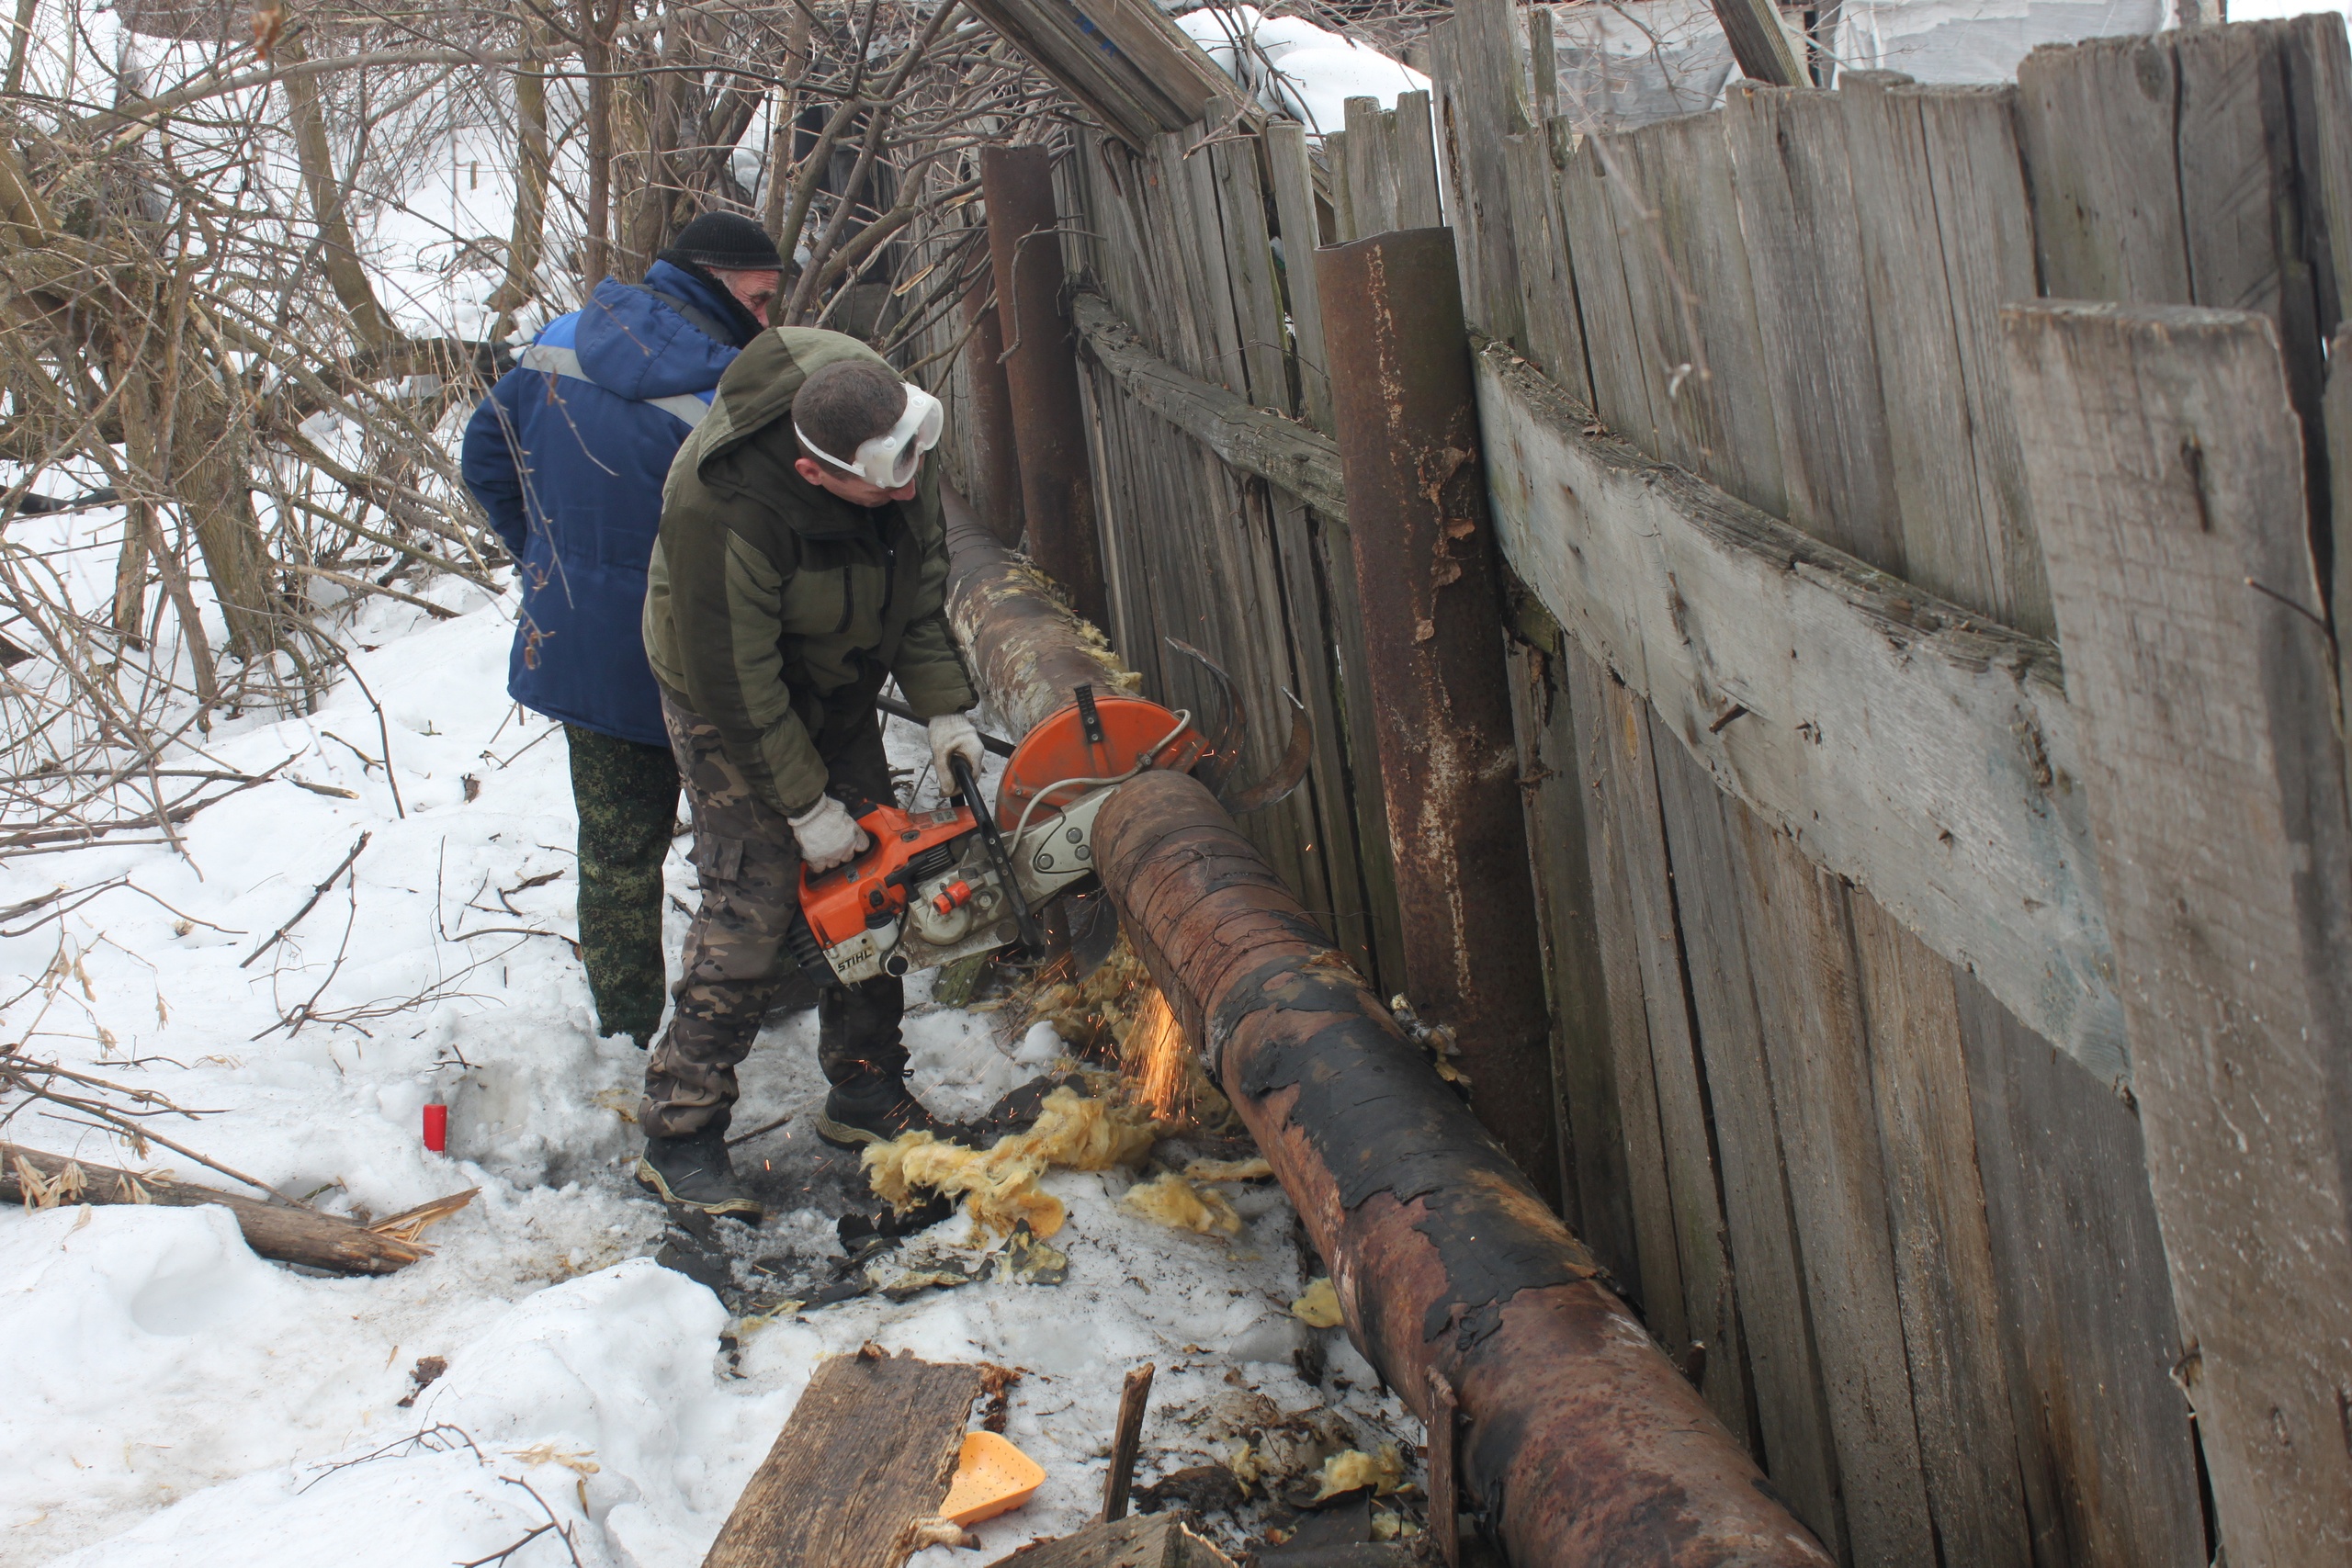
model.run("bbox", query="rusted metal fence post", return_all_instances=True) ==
[957,243,1025,547]
[1315,226,1562,1207]
[979,144,1110,627]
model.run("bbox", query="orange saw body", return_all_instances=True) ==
[785,686,1206,988]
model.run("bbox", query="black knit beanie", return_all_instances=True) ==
[659,212,786,273]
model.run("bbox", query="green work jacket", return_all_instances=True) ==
[641,326,976,817]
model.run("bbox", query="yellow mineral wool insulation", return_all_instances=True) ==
[1312,1443,1404,1500]
[862,1086,1160,1239]
[1291,1276,1343,1328]
[1184,1156,1274,1183]
[1122,1169,1243,1235]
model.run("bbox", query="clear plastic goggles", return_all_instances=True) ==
[794,382,944,491]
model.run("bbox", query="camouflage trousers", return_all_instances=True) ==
[565,726,680,1049]
[640,692,906,1139]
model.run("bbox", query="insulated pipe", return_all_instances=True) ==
[1316,227,1561,1206]
[943,496,1831,1568]
[979,145,1112,628]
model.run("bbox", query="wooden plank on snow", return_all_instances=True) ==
[1473,340,2124,1081]
[703,1349,988,1568]
[2002,299,2352,1566]
[986,1511,1238,1567]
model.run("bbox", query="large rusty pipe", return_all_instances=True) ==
[1316,227,1561,1209]
[979,145,1112,628]
[943,497,1829,1568]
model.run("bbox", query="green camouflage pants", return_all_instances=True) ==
[565,726,680,1048]
[640,692,905,1139]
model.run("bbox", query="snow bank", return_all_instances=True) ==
[0,573,1417,1567]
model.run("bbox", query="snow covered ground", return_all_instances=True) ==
[0,536,1419,1568]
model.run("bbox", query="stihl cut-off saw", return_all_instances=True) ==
[784,657,1306,989]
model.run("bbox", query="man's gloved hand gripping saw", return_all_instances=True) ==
[784,677,1310,990]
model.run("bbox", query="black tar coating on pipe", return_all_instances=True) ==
[1101,791,1598,1351]
[1208,953,1601,1349]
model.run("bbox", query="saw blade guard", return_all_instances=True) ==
[993,685,1204,833]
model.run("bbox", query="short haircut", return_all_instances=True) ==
[794,360,908,479]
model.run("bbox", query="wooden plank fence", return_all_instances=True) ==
[905,9,2352,1564]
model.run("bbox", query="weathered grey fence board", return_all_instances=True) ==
[1842,75,2050,637]
[1651,727,1843,1541]
[1591,658,1748,1432]
[2004,299,2352,1564]
[1340,96,1399,241]
[1071,292,1344,516]
[1623,113,1786,520]
[1849,898,2034,1568]
[1721,85,1905,572]
[1262,121,1333,433]
[1428,1,1526,345]
[1474,343,2123,1081]
[1732,812,1935,1566]
[2016,39,2192,304]
[1305,500,1407,993]
[1499,129,1590,401]
[1508,611,1638,1284]
[1267,489,1385,987]
[1555,131,1657,448]
[1392,90,1443,231]
[1210,138,1289,414]
[1178,130,1250,392]
[1562,640,1687,1340]
[1956,974,2202,1568]
[2328,328,2352,742]
[1584,127,1690,473]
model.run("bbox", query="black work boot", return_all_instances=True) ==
[815,1069,965,1150]
[635,1126,763,1221]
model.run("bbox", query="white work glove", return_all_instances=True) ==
[788,795,870,874]
[928,713,986,793]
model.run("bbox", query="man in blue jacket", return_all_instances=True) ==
[462,212,790,1048]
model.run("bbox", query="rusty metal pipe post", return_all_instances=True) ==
[1315,228,1561,1207]
[979,145,1111,627]
[957,243,1026,547]
[943,505,1831,1568]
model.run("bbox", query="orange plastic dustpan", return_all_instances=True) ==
[941,1431,1045,1527]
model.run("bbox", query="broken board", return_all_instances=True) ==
[985,1512,1238,1567]
[703,1348,987,1568]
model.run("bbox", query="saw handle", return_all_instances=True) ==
[953,753,1046,954]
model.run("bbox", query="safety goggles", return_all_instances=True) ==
[794,382,944,491]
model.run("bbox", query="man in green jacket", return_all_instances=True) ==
[637,328,986,1219]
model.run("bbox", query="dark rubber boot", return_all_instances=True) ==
[814,1070,966,1149]
[635,1126,763,1221]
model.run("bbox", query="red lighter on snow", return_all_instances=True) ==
[423,1092,448,1153]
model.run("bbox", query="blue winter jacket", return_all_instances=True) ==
[461,260,753,746]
